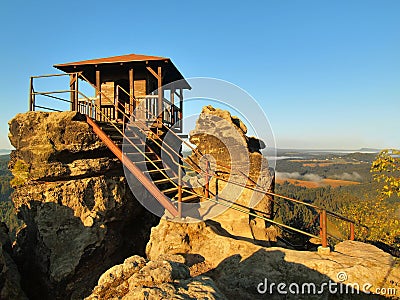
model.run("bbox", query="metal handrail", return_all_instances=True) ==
[109,78,366,239]
[75,75,365,228]
[31,73,73,79]
[29,72,367,245]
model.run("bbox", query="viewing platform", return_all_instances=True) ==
[29,53,191,132]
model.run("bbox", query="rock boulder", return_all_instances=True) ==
[85,255,226,299]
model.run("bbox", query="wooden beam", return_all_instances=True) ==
[179,88,183,122]
[69,74,75,110]
[157,66,163,125]
[170,88,175,124]
[96,70,101,120]
[146,66,160,80]
[75,74,79,111]
[69,73,78,111]
[170,88,175,105]
[129,68,134,116]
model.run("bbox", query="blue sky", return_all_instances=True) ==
[0,0,399,149]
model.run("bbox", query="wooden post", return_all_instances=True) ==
[320,209,328,248]
[70,73,78,111]
[171,88,175,125]
[205,160,210,198]
[129,68,134,118]
[29,77,34,111]
[69,75,74,110]
[75,74,79,112]
[157,66,163,126]
[178,166,182,218]
[95,70,101,120]
[350,223,355,241]
[115,85,119,121]
[179,88,183,131]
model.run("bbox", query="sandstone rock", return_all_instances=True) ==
[146,220,400,299]
[8,111,117,184]
[85,255,226,300]
[187,105,275,242]
[8,111,159,299]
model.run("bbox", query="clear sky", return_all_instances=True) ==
[0,0,399,150]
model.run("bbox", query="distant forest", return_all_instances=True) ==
[0,155,12,201]
[275,152,376,181]
[274,151,400,253]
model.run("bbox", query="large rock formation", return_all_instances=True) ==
[8,111,158,299]
[187,105,276,243]
[85,255,226,299]
[0,222,27,300]
[146,220,400,299]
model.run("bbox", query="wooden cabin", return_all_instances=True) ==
[53,53,191,132]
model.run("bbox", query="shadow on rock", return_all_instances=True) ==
[206,249,387,300]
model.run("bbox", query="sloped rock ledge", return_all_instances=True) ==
[85,255,226,299]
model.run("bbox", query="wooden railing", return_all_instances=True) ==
[29,72,183,132]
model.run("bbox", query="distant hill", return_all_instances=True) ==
[0,149,12,155]
[359,148,381,152]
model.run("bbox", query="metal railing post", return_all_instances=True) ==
[29,77,34,111]
[205,160,210,198]
[350,222,355,241]
[178,166,182,218]
[216,178,219,202]
[320,209,328,247]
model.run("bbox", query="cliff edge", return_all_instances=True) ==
[8,111,158,299]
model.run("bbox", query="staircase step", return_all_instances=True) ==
[124,151,157,158]
[109,135,123,140]
[134,159,163,165]
[121,141,146,148]
[97,121,124,128]
[160,186,179,195]
[181,194,199,203]
[153,176,178,185]
[144,168,170,174]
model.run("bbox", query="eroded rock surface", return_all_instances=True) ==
[147,220,400,299]
[8,111,158,299]
[187,105,276,242]
[85,255,226,300]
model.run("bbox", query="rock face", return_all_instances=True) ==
[8,111,159,299]
[187,105,276,242]
[85,255,226,299]
[0,222,27,300]
[146,220,400,299]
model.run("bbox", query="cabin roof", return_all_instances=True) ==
[53,53,191,89]
[53,53,170,67]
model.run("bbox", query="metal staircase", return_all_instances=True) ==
[28,71,368,248]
